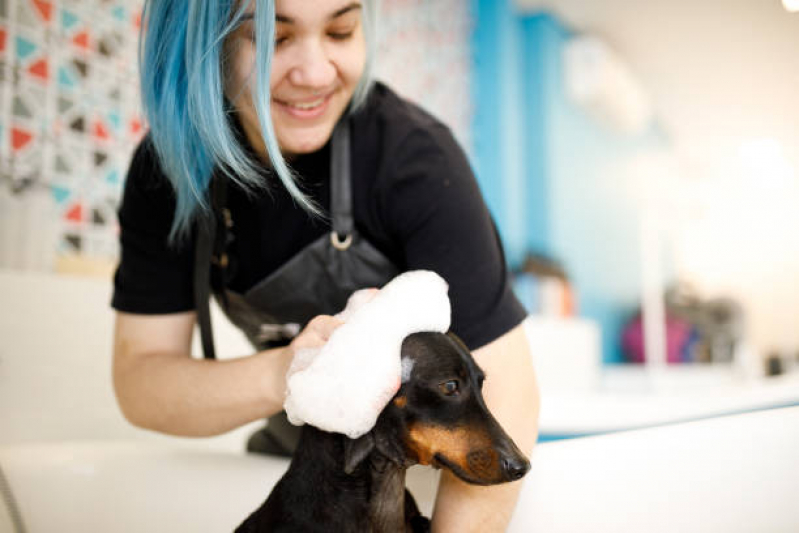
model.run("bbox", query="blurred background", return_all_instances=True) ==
[2,0,799,419]
[2,0,799,408]
[2,1,799,531]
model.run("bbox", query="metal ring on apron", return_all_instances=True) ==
[330,231,353,251]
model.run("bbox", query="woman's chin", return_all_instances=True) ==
[278,128,335,157]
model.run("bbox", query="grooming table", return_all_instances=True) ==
[2,407,797,532]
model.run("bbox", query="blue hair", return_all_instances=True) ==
[139,0,377,242]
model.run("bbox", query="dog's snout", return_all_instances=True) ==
[501,455,530,481]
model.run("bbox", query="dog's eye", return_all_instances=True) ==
[439,380,460,396]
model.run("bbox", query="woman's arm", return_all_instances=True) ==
[112,311,341,437]
[430,322,540,532]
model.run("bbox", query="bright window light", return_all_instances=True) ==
[783,0,799,12]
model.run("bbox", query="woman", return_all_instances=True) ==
[112,0,539,530]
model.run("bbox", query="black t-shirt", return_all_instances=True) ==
[112,83,526,350]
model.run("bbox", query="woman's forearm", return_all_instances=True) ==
[112,311,292,437]
[431,323,540,532]
[113,346,291,437]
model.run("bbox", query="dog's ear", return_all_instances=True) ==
[373,429,408,468]
[343,433,375,475]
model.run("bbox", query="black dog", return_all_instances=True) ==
[236,331,530,532]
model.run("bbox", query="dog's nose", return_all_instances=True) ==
[501,456,530,481]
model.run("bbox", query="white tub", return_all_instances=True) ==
[3,270,798,532]
[2,407,798,532]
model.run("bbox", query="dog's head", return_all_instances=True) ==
[344,331,530,485]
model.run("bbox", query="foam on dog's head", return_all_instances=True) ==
[284,271,451,439]
[400,357,415,384]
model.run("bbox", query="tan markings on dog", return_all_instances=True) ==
[407,423,496,477]
[466,448,500,479]
[393,396,407,408]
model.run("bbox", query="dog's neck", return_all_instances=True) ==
[363,453,408,533]
[293,426,409,532]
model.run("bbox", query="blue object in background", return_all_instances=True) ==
[513,273,540,315]
[470,0,530,267]
[470,0,669,363]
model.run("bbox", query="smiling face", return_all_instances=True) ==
[224,0,366,159]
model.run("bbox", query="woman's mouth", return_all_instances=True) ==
[273,92,333,119]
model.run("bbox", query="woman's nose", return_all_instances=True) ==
[288,42,336,88]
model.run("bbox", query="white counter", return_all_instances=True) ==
[3,406,797,533]
[3,269,799,531]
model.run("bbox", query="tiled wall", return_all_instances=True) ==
[0,0,144,271]
[0,0,473,272]
[375,0,473,154]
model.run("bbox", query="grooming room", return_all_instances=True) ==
[2,0,798,531]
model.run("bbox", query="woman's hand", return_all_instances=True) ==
[288,315,345,351]
[284,289,378,378]
[283,315,345,379]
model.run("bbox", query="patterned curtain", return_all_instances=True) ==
[0,0,143,272]
[0,0,472,274]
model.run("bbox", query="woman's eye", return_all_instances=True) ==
[328,30,354,41]
[439,380,460,396]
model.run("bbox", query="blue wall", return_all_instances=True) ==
[470,0,529,267]
[471,1,668,363]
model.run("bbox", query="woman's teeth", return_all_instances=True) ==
[287,97,326,110]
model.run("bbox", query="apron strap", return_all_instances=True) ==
[193,175,231,361]
[330,117,354,250]
[195,115,354,359]
[194,210,217,360]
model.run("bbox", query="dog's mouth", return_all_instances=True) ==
[432,453,498,486]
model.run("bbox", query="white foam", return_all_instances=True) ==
[401,357,415,384]
[283,270,450,438]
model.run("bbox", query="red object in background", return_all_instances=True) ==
[562,283,576,316]
[32,0,53,22]
[94,120,110,141]
[11,128,34,151]
[65,203,83,223]
[73,31,90,50]
[130,118,143,137]
[0,28,7,53]
[28,58,49,80]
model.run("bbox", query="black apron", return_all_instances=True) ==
[193,117,400,453]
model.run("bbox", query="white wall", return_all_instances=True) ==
[517,0,799,359]
[0,269,257,450]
